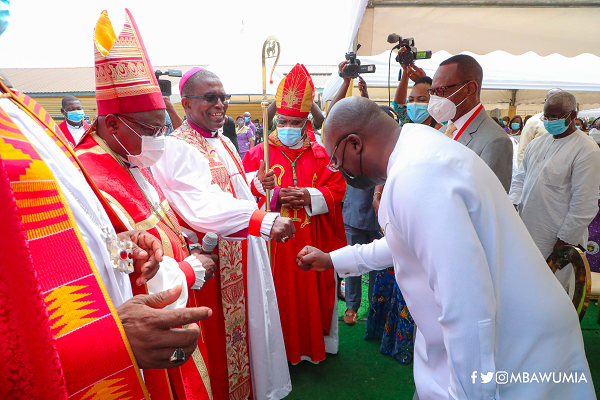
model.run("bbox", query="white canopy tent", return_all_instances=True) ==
[323,50,600,109]
[578,108,600,119]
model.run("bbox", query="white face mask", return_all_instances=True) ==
[427,83,469,123]
[116,118,165,167]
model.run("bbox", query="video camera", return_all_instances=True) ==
[154,69,183,97]
[339,47,376,79]
[387,34,432,66]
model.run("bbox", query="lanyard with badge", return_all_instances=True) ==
[453,104,484,141]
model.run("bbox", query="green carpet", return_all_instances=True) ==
[288,280,600,399]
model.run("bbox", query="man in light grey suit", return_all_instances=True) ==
[430,55,513,191]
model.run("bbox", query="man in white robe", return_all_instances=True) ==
[297,96,595,400]
[153,68,293,400]
[510,92,600,260]
[516,88,562,167]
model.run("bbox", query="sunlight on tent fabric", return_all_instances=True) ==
[323,50,600,109]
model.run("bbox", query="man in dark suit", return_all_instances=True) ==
[430,55,512,191]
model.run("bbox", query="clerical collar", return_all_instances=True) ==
[188,120,218,138]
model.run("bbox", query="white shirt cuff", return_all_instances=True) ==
[260,212,279,241]
[252,175,266,196]
[330,246,362,277]
[146,256,189,309]
[185,255,206,290]
[304,187,328,216]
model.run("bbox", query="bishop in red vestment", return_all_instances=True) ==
[75,9,213,399]
[244,64,347,364]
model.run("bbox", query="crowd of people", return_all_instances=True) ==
[2,5,600,400]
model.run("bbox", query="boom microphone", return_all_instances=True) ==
[201,232,218,254]
[387,33,401,43]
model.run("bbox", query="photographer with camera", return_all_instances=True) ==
[391,48,442,130]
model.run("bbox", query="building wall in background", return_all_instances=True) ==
[30,95,273,126]
[30,95,97,121]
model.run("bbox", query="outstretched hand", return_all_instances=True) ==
[118,230,164,286]
[117,285,212,369]
[296,245,334,272]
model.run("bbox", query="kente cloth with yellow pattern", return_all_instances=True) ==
[276,63,314,118]
[94,8,165,115]
[243,126,347,364]
[171,121,253,400]
[0,99,150,399]
[75,130,213,400]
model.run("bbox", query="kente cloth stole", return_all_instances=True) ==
[0,83,128,233]
[0,106,150,398]
[75,132,189,261]
[173,125,252,400]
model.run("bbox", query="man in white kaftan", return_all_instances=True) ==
[298,96,595,400]
[153,67,293,400]
[510,92,600,260]
[516,88,563,167]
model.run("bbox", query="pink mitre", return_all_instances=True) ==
[179,67,205,96]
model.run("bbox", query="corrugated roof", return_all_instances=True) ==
[0,64,334,94]
[0,65,203,94]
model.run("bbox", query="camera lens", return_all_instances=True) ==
[398,51,414,65]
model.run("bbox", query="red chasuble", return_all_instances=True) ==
[243,127,347,363]
[75,131,212,400]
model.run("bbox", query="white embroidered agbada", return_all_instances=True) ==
[1,98,188,309]
[153,127,291,400]
[331,124,594,399]
[509,130,600,259]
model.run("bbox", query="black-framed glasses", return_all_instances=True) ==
[427,80,470,97]
[118,115,168,137]
[327,134,351,171]
[540,111,571,122]
[184,93,231,105]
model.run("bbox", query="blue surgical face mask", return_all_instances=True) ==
[244,117,250,123]
[406,102,430,124]
[543,118,569,136]
[511,122,520,130]
[278,126,304,147]
[0,0,10,37]
[67,110,85,123]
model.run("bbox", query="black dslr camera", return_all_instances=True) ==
[154,69,183,97]
[339,51,376,79]
[388,34,432,66]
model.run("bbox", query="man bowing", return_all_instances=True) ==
[298,96,594,400]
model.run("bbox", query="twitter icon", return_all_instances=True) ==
[481,372,494,383]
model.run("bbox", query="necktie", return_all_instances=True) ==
[445,122,457,138]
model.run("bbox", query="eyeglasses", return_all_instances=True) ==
[118,115,168,137]
[184,93,231,105]
[276,116,307,127]
[427,81,471,97]
[327,135,351,171]
[541,111,571,122]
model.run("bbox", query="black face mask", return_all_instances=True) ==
[339,151,377,190]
